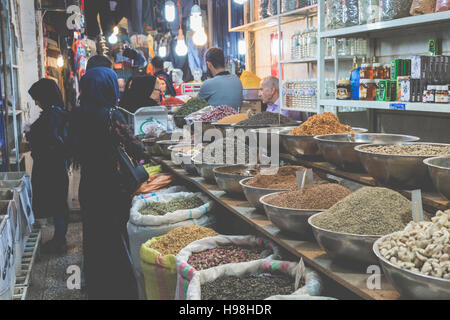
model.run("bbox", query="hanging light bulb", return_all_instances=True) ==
[193,27,207,46]
[238,39,246,55]
[175,28,188,56]
[57,54,64,68]
[108,33,118,44]
[190,4,202,31]
[164,1,176,22]
[234,0,247,4]
[159,44,167,58]
[113,26,119,35]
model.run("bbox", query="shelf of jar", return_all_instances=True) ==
[229,5,318,32]
[318,99,450,113]
[281,56,361,64]
[319,10,450,38]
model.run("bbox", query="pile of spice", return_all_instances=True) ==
[217,113,248,124]
[360,144,450,156]
[235,112,294,126]
[264,184,352,210]
[174,97,209,117]
[192,137,250,164]
[198,105,237,122]
[290,112,352,135]
[244,166,325,190]
[139,195,204,216]
[149,226,218,256]
[378,210,450,279]
[159,97,185,106]
[311,187,430,236]
[187,245,263,270]
[201,274,294,300]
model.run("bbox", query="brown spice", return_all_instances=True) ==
[290,112,352,136]
[217,113,248,124]
[264,184,352,209]
[149,225,218,256]
[244,166,325,190]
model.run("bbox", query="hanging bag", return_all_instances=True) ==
[109,107,149,195]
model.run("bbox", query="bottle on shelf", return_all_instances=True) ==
[350,56,361,100]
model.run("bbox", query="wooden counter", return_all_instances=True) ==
[153,157,401,300]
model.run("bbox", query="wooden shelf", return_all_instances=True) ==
[229,5,318,32]
[153,157,401,300]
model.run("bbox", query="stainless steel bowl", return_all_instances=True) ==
[308,212,381,265]
[239,177,290,211]
[233,121,300,135]
[279,127,368,158]
[314,133,420,172]
[249,126,298,152]
[373,235,450,300]
[156,140,183,159]
[424,155,450,200]
[355,142,450,189]
[213,165,257,195]
[260,192,321,238]
[168,144,196,165]
[192,158,227,184]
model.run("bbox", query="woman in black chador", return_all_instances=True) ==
[70,66,143,299]
[27,78,70,254]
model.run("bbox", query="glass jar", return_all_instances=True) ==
[360,63,373,79]
[359,79,376,100]
[383,64,391,79]
[372,63,383,79]
[336,80,352,100]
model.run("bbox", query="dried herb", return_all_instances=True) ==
[235,112,295,126]
[201,274,294,300]
[139,195,204,216]
[175,97,209,117]
[361,144,450,156]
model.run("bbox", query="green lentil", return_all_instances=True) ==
[175,97,209,117]
[139,195,204,216]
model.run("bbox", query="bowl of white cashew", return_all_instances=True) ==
[373,210,450,300]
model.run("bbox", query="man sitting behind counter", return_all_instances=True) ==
[198,47,243,111]
[259,76,302,121]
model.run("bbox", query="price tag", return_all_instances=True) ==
[389,103,406,110]
[411,189,424,222]
[294,258,305,291]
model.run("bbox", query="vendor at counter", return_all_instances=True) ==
[198,47,243,111]
[259,76,302,121]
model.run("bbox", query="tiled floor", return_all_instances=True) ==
[27,213,87,300]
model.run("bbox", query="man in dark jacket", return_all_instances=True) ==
[151,56,177,97]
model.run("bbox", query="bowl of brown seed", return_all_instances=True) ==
[355,143,450,190]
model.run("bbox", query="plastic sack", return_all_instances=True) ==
[128,192,215,276]
[380,0,413,20]
[358,0,380,24]
[410,0,436,14]
[175,235,283,300]
[184,106,215,125]
[0,216,14,300]
[132,185,188,205]
[435,0,449,11]
[240,70,261,89]
[326,0,344,30]
[135,174,173,195]
[343,0,359,26]
[185,258,329,300]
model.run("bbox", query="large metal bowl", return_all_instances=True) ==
[248,126,298,152]
[278,127,368,157]
[308,212,381,265]
[232,121,300,135]
[260,192,321,239]
[192,158,227,184]
[423,155,450,200]
[355,142,450,189]
[239,177,290,211]
[156,140,184,159]
[213,165,258,195]
[314,133,420,172]
[373,235,450,300]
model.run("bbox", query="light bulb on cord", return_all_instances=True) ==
[238,39,246,55]
[190,4,202,31]
[175,28,188,56]
[113,26,119,35]
[234,0,247,4]
[193,27,207,46]
[57,54,64,68]
[159,44,167,58]
[108,33,118,44]
[164,1,176,22]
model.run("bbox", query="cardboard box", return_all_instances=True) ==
[391,59,400,80]
[389,80,397,101]
[377,80,389,101]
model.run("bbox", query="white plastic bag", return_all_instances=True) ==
[132,185,188,205]
[175,235,282,300]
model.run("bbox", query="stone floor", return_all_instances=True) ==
[27,213,87,300]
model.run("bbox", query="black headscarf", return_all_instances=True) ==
[86,55,113,71]
[119,75,159,113]
[28,78,64,109]
[80,67,119,109]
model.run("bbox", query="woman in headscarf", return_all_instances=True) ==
[70,66,143,299]
[119,75,161,113]
[27,79,69,254]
